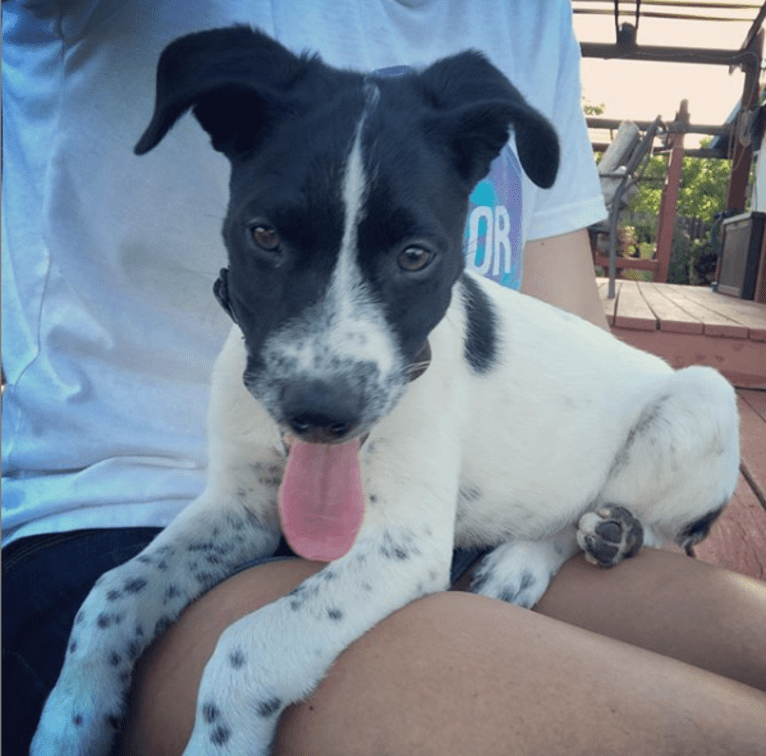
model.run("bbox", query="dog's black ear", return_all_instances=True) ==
[419,51,559,189]
[135,26,308,158]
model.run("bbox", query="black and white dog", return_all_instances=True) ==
[32,27,739,756]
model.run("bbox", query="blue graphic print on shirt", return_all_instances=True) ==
[464,146,523,291]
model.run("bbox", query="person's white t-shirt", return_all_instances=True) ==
[1,0,607,545]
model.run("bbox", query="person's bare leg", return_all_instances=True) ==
[535,548,766,692]
[121,557,766,756]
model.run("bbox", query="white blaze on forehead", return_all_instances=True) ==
[316,112,398,375]
[262,107,400,382]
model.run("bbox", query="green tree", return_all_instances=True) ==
[627,137,731,226]
[624,137,731,285]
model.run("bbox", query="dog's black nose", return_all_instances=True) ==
[282,380,361,444]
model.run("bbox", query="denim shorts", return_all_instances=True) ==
[1,527,486,756]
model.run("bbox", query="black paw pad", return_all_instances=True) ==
[577,505,644,568]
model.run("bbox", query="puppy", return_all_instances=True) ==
[32,27,739,756]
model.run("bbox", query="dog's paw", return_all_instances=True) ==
[577,505,643,568]
[30,663,124,756]
[182,632,286,756]
[470,538,573,609]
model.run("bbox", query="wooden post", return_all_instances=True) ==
[654,100,689,283]
[725,30,763,214]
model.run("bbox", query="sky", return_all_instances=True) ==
[572,11,761,146]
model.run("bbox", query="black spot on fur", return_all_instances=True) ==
[124,577,148,594]
[243,505,264,530]
[680,505,726,554]
[194,571,217,589]
[257,698,282,717]
[229,649,246,669]
[498,588,519,604]
[188,541,215,553]
[106,590,122,601]
[459,274,498,374]
[109,651,122,667]
[68,640,78,654]
[380,532,410,560]
[518,571,536,593]
[137,554,153,565]
[157,559,169,571]
[327,608,344,621]
[202,702,220,724]
[106,713,121,731]
[127,640,142,661]
[73,714,83,726]
[459,483,482,503]
[154,616,172,637]
[163,585,181,604]
[210,725,232,745]
[75,611,85,625]
[610,398,670,478]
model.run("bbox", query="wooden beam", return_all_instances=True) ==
[580,42,755,66]
[739,0,766,53]
[587,117,731,137]
[590,143,728,158]
[725,30,763,213]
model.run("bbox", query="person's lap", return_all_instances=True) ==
[120,549,766,756]
[4,531,766,755]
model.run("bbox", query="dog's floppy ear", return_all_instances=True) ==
[419,51,559,189]
[135,26,308,158]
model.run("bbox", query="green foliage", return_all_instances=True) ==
[582,90,605,116]
[627,137,731,226]
[620,137,732,285]
[584,101,605,116]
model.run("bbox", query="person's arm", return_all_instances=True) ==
[520,228,609,332]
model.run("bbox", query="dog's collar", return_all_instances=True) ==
[408,340,431,382]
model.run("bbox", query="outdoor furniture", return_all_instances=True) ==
[591,117,663,298]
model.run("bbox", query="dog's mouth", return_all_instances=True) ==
[277,340,431,563]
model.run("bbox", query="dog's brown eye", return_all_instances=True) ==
[250,225,280,251]
[398,246,431,272]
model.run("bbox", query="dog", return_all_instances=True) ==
[31,26,739,756]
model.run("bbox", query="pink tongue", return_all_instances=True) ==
[279,439,365,562]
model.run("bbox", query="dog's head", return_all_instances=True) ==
[136,26,559,444]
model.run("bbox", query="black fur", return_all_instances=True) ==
[680,504,725,555]
[459,273,499,373]
[135,26,559,422]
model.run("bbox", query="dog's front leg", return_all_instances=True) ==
[30,485,282,756]
[182,522,453,756]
